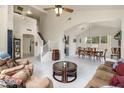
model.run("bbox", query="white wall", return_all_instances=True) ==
[69,36,77,56]
[121,19,124,58]
[8,5,13,30]
[13,13,43,58]
[0,6,8,52]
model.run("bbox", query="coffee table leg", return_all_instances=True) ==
[62,69,68,83]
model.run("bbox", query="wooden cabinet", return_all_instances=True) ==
[52,49,60,61]
[13,38,21,60]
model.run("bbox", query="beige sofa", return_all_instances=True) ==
[85,61,117,88]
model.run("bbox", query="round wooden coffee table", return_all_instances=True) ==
[53,61,77,83]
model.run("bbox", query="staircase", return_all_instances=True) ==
[37,32,46,45]
[37,31,51,61]
[37,32,59,61]
[40,40,59,62]
[40,40,52,61]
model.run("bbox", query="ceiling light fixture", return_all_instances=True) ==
[54,5,63,16]
[43,5,74,17]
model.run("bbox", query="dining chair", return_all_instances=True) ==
[95,49,107,62]
[80,48,85,58]
[91,48,96,58]
[76,47,82,57]
[88,48,93,58]
[111,48,120,59]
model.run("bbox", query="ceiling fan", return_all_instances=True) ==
[43,5,74,16]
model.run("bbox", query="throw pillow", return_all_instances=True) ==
[12,70,29,83]
[109,75,124,88]
[115,63,124,76]
[4,75,23,88]
[0,51,10,66]
[0,80,7,87]
[6,59,15,68]
[0,51,10,61]
[112,61,124,71]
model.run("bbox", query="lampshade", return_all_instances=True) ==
[54,7,63,16]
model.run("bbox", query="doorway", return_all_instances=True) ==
[23,34,34,58]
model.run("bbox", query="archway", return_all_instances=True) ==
[23,34,35,58]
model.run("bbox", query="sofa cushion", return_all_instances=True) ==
[109,75,124,88]
[12,70,29,83]
[26,77,52,88]
[104,61,114,67]
[16,59,29,65]
[0,65,8,73]
[89,78,109,88]
[115,63,124,76]
[1,65,25,76]
[97,65,116,74]
[85,70,115,88]
[94,70,115,81]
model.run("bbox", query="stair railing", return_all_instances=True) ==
[41,40,51,57]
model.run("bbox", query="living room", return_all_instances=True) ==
[1,5,124,89]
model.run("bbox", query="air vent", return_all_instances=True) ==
[14,6,24,14]
[17,6,23,11]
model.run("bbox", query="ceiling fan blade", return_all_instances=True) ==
[63,8,74,13]
[43,7,55,11]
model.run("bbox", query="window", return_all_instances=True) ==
[86,37,92,44]
[86,36,107,44]
[92,36,99,44]
[101,36,107,43]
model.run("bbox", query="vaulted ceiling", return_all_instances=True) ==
[14,5,124,20]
